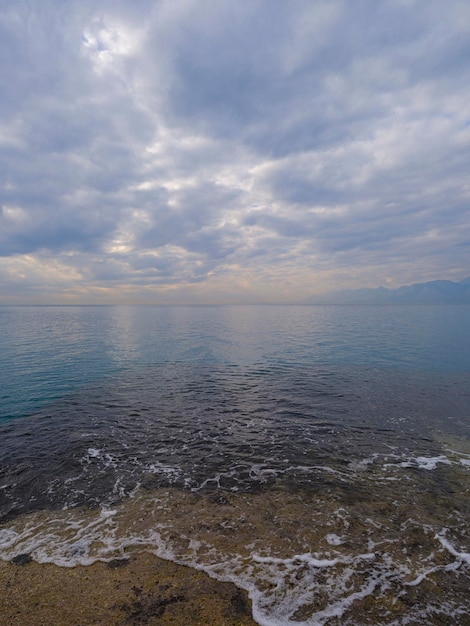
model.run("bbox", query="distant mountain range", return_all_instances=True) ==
[307,277,470,304]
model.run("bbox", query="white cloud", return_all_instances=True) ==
[0,0,469,302]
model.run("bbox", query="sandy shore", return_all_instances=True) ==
[0,552,257,625]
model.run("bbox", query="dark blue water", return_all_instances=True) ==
[0,305,469,625]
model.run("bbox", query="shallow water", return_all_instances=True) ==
[1,305,469,625]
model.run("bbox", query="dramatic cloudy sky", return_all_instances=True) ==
[1,0,469,303]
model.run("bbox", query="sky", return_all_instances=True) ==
[0,0,469,304]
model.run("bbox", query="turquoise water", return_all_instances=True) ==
[0,305,469,625]
[1,304,469,421]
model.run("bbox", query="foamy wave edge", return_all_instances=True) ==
[1,500,469,626]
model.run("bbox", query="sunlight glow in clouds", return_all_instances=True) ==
[0,0,469,303]
[82,19,143,73]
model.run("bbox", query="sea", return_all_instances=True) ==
[0,304,469,625]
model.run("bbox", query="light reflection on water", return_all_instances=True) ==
[1,304,470,420]
[0,305,469,624]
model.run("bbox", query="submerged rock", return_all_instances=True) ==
[11,553,33,566]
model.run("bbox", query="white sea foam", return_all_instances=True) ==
[440,447,470,468]
[382,454,453,471]
[380,450,470,473]
[85,448,102,459]
[0,515,463,626]
[348,453,380,471]
[349,450,470,478]
[413,456,452,470]
[0,508,118,567]
[1,490,469,626]
[0,528,21,551]
[436,530,470,566]
[249,464,278,480]
[81,447,119,469]
[147,461,182,482]
[326,533,343,546]
[198,470,236,489]
[245,551,379,626]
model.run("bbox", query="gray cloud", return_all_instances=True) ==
[0,0,469,302]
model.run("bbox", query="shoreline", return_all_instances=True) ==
[0,552,257,626]
[1,456,470,625]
